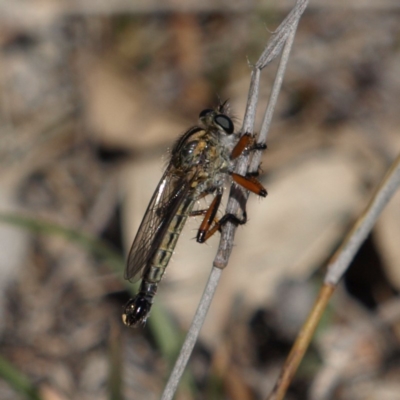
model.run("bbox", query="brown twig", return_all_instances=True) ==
[267,284,335,400]
[267,152,400,400]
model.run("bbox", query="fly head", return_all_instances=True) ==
[199,108,234,135]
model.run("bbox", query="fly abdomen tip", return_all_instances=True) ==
[123,295,152,328]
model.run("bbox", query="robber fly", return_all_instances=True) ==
[122,102,267,327]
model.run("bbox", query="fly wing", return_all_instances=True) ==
[124,164,195,282]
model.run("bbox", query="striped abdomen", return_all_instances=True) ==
[143,195,196,284]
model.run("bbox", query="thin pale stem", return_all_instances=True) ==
[250,20,299,173]
[161,1,309,398]
[325,152,400,284]
[160,267,222,400]
[214,0,307,268]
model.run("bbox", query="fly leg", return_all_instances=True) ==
[196,171,268,243]
[193,134,267,243]
[231,172,267,197]
[230,132,267,195]
[195,186,249,244]
[188,190,222,242]
[195,189,223,243]
[230,133,266,160]
[197,210,247,243]
[188,190,213,218]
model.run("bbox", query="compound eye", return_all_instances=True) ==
[199,109,213,119]
[214,114,234,134]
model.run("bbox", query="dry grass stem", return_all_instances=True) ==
[267,152,400,399]
[267,284,335,400]
[160,268,222,400]
[325,153,400,285]
[215,0,309,268]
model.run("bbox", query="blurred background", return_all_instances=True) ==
[1,1,400,399]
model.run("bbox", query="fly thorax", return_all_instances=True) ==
[174,139,206,169]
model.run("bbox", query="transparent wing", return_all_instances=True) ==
[124,164,195,282]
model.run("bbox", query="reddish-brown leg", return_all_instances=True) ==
[231,173,267,197]
[196,191,223,243]
[197,211,248,243]
[230,133,267,160]
[193,137,267,243]
[195,188,250,243]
